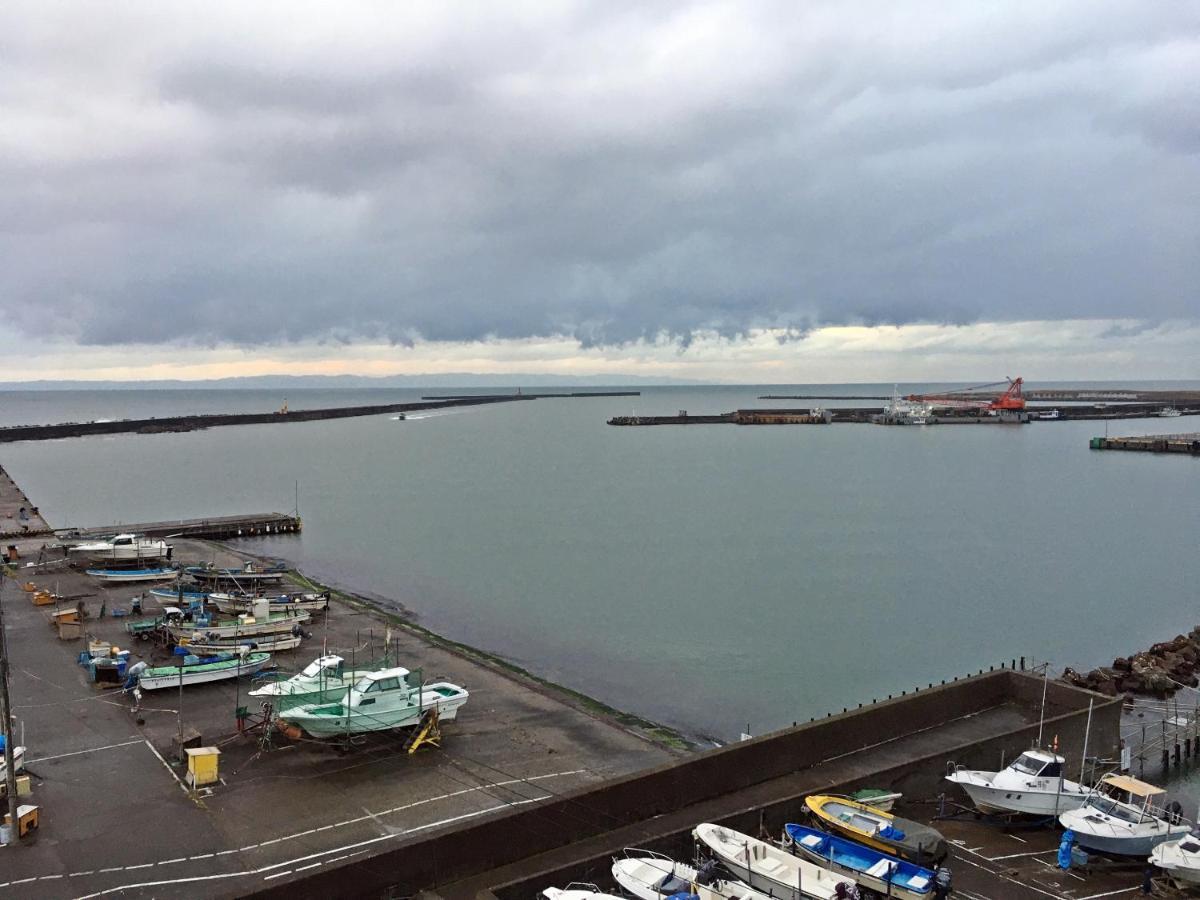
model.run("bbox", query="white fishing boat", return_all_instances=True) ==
[182,633,304,654]
[1059,774,1190,856]
[279,667,468,739]
[71,533,171,563]
[133,651,272,690]
[946,749,1090,816]
[612,851,765,900]
[249,655,368,703]
[86,567,178,582]
[693,823,856,900]
[1149,833,1200,885]
[208,591,329,615]
[163,605,310,640]
[1158,407,1182,417]
[541,884,624,900]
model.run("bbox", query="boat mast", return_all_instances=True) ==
[0,574,21,842]
[1037,663,1049,748]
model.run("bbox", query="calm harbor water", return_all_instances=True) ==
[1,384,1197,741]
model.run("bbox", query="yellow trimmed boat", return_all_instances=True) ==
[805,795,947,866]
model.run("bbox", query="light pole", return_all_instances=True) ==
[0,572,22,842]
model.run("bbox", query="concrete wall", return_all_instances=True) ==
[245,670,1120,900]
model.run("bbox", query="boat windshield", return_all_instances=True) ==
[301,660,333,678]
[1088,797,1145,824]
[1011,754,1046,775]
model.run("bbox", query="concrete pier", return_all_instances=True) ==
[1090,432,1200,455]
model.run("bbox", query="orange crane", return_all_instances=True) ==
[906,378,1026,411]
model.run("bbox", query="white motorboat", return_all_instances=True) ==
[182,633,303,654]
[71,533,171,563]
[1149,833,1200,885]
[693,823,856,900]
[1059,774,1190,856]
[249,655,368,703]
[542,884,624,900]
[86,567,178,582]
[279,667,469,738]
[209,591,330,615]
[1158,407,1182,418]
[133,651,272,690]
[613,851,702,900]
[946,749,1090,816]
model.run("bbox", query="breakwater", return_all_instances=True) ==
[0,395,528,443]
[763,388,1200,403]
[422,391,640,399]
[1090,433,1200,455]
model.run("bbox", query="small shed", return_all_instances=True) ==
[185,747,221,788]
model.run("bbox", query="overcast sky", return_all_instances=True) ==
[1,1,1196,382]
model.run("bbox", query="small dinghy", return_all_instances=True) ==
[1150,834,1200,885]
[693,823,856,900]
[612,850,703,900]
[805,796,948,867]
[946,749,1089,816]
[542,884,625,900]
[132,651,272,690]
[86,567,177,582]
[784,824,934,899]
[1059,774,1190,856]
[848,789,902,812]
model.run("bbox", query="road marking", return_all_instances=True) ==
[261,871,292,881]
[26,738,143,764]
[158,857,187,865]
[1007,833,1028,843]
[951,854,1066,900]
[1077,890,1139,900]
[188,853,214,860]
[68,872,94,878]
[124,863,153,871]
[987,849,1055,861]
[68,796,548,898]
[294,862,322,872]
[142,739,190,796]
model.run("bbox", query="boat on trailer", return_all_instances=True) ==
[692,822,856,900]
[133,651,272,690]
[946,749,1089,816]
[805,795,948,866]
[208,591,329,615]
[784,823,934,898]
[1150,834,1200,885]
[1059,774,1190,856]
[249,655,370,703]
[278,667,468,739]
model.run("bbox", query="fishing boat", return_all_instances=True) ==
[278,667,468,739]
[164,609,310,641]
[805,796,948,866]
[70,533,171,563]
[612,849,705,900]
[946,749,1089,816]
[208,591,329,615]
[149,586,211,603]
[1149,834,1200,885]
[1058,774,1190,856]
[185,563,287,587]
[181,633,303,654]
[86,567,178,582]
[541,884,624,900]
[249,655,368,703]
[849,788,902,812]
[692,822,855,900]
[1158,407,1182,417]
[784,824,934,899]
[132,651,272,690]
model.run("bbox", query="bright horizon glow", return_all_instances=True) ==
[0,319,1196,384]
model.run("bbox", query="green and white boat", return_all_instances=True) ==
[279,667,469,738]
[249,654,369,705]
[134,651,272,690]
[164,608,310,641]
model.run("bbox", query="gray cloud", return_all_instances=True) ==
[0,1,1197,350]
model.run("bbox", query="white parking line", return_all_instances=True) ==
[26,738,144,764]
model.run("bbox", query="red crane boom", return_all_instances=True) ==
[906,377,1025,411]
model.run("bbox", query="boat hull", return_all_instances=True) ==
[1150,841,1200,884]
[692,823,851,900]
[87,568,177,582]
[184,634,303,654]
[946,771,1089,816]
[137,654,271,690]
[282,685,469,739]
[806,796,948,866]
[785,824,932,898]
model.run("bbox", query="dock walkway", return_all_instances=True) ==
[0,463,51,537]
[70,512,302,540]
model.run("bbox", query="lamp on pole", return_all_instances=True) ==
[0,571,22,842]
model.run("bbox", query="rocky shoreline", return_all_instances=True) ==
[1063,630,1200,697]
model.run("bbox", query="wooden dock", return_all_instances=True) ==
[68,512,302,540]
[1090,433,1200,455]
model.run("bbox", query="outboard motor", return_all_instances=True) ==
[695,859,720,886]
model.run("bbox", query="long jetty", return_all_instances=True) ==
[70,512,303,539]
[0,395,528,444]
[762,388,1200,403]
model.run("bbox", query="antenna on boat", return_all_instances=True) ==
[1037,662,1050,749]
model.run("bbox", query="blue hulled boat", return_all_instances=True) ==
[784,823,934,899]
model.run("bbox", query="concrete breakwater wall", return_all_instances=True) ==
[247,668,1120,900]
[0,395,526,443]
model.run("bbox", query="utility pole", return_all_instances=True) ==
[0,572,22,842]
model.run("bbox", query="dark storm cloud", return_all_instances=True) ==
[0,1,1197,349]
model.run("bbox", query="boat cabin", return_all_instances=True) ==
[1008,750,1065,778]
[346,667,413,708]
[1090,774,1169,824]
[301,656,347,680]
